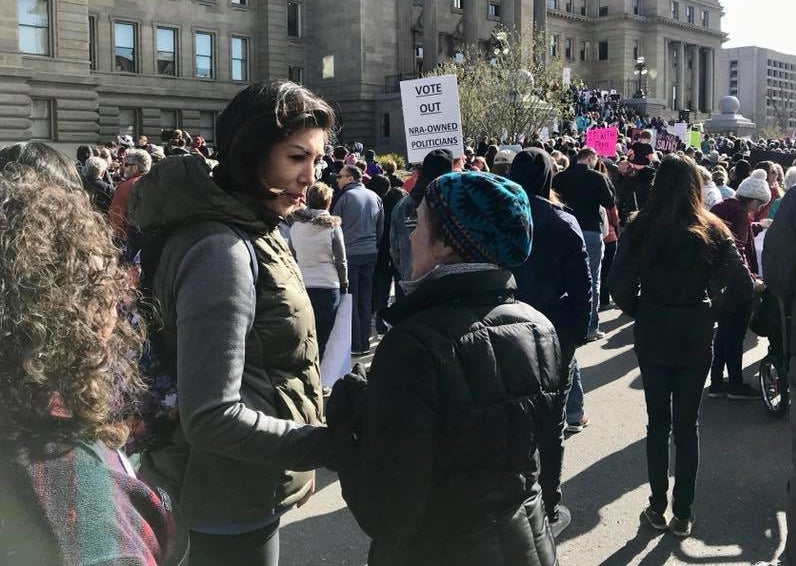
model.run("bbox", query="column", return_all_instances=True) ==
[676,41,686,110]
[463,0,477,46]
[502,0,517,34]
[704,47,714,114]
[423,0,439,70]
[533,0,547,33]
[691,45,701,113]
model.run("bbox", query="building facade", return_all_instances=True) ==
[1,0,724,158]
[716,46,796,136]
[545,0,724,117]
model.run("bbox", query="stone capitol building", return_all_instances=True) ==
[0,0,724,156]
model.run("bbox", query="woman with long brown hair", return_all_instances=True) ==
[608,154,752,537]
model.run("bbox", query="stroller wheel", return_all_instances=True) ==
[759,355,789,418]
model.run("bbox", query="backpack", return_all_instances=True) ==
[125,224,259,454]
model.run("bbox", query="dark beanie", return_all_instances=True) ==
[411,149,454,205]
[424,172,532,268]
[509,148,554,200]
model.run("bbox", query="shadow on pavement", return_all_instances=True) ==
[580,347,639,393]
[560,382,789,564]
[281,470,369,566]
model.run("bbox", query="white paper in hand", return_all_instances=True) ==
[320,294,353,387]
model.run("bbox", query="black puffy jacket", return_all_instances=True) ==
[334,268,564,566]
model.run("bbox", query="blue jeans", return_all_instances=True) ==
[348,253,378,352]
[306,287,341,362]
[583,230,604,333]
[566,357,585,423]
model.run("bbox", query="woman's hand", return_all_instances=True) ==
[296,473,315,508]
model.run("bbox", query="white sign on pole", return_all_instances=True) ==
[400,74,464,164]
[562,67,572,86]
[666,122,688,142]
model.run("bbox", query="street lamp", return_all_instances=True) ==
[633,56,648,98]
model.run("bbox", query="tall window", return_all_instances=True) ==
[452,0,462,9]
[287,2,301,38]
[30,98,52,139]
[598,0,607,16]
[114,22,137,72]
[231,37,248,81]
[565,37,573,60]
[160,109,178,130]
[671,1,679,19]
[488,2,501,18]
[156,27,176,75]
[633,40,639,60]
[686,5,694,23]
[633,0,639,14]
[288,66,304,84]
[380,113,391,138]
[88,15,97,69]
[549,34,559,58]
[18,0,50,55]
[547,0,558,9]
[701,9,709,27]
[579,40,587,61]
[118,108,138,138]
[580,0,586,15]
[195,32,214,78]
[598,40,608,61]
[199,111,215,144]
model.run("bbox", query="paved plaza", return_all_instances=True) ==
[282,308,789,565]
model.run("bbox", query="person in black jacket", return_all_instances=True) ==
[762,188,796,566]
[608,154,753,538]
[328,171,565,566]
[509,148,592,436]
[553,146,615,341]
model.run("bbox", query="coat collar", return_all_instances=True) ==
[383,268,518,325]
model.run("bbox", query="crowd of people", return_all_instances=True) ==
[1,78,796,566]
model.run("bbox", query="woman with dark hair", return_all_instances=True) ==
[129,80,336,565]
[608,154,752,537]
[729,158,751,190]
[0,162,176,564]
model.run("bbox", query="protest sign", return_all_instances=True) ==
[655,133,679,152]
[585,127,619,157]
[563,67,572,86]
[689,130,701,148]
[666,122,688,142]
[400,74,464,164]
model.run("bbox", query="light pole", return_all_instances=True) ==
[633,56,648,98]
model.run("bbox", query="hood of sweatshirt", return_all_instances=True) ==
[129,155,277,237]
[292,207,341,228]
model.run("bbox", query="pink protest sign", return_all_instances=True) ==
[585,127,619,157]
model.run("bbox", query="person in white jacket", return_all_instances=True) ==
[290,182,348,361]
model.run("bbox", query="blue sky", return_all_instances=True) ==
[721,0,796,55]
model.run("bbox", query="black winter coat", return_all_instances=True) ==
[333,268,564,566]
[511,196,591,350]
[763,189,796,356]
[608,222,753,368]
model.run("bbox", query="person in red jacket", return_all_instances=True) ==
[109,148,152,241]
[709,169,772,399]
